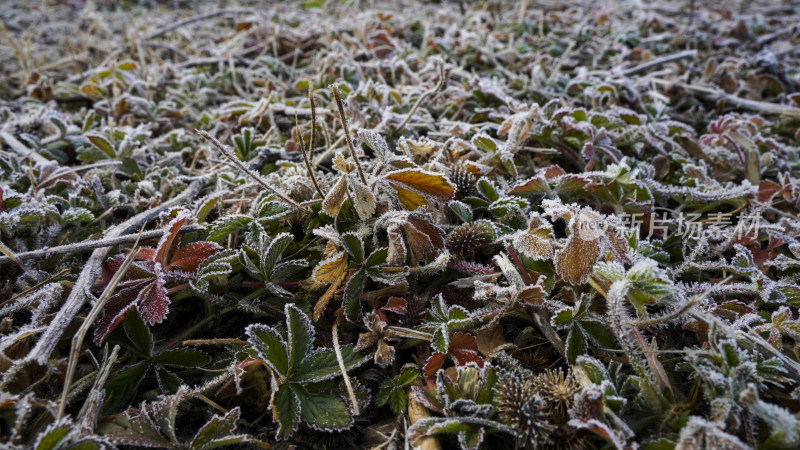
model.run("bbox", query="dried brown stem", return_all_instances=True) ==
[294,112,324,199]
[196,129,310,212]
[58,241,140,420]
[330,84,368,185]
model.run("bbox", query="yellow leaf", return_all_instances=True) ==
[394,186,427,210]
[384,169,455,209]
[313,268,348,321]
[312,251,347,284]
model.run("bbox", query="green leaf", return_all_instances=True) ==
[69,440,103,450]
[123,308,153,357]
[296,387,354,431]
[286,303,314,374]
[565,326,586,364]
[273,385,300,439]
[342,232,365,264]
[375,381,393,407]
[155,366,182,393]
[552,308,574,325]
[102,360,151,414]
[190,407,240,449]
[194,194,222,222]
[294,346,370,383]
[577,356,608,385]
[580,320,616,348]
[35,421,73,450]
[245,324,288,377]
[395,367,420,386]
[472,134,497,153]
[85,133,115,158]
[389,389,407,416]
[253,198,292,221]
[365,248,388,268]
[449,201,473,223]
[779,286,800,307]
[432,327,449,354]
[263,232,293,275]
[641,437,677,450]
[208,215,252,242]
[155,349,210,368]
[476,178,499,202]
[343,268,366,321]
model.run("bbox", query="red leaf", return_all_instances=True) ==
[154,215,187,266]
[92,281,150,345]
[139,276,169,325]
[711,300,753,320]
[541,165,566,180]
[424,352,446,378]
[136,247,157,261]
[381,297,407,315]
[101,255,155,284]
[508,176,548,195]
[555,174,591,193]
[757,180,782,204]
[168,241,220,272]
[449,332,483,368]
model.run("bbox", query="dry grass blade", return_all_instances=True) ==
[57,241,140,420]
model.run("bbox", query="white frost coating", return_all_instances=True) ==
[676,416,749,450]
[357,128,391,161]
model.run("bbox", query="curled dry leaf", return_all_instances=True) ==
[555,208,628,285]
[513,213,555,260]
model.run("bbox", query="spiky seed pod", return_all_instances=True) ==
[404,296,428,326]
[446,223,490,260]
[496,374,556,448]
[449,164,477,199]
[515,348,550,372]
[541,426,596,450]
[535,369,581,424]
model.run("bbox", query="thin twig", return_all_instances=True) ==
[0,225,201,265]
[308,89,318,161]
[621,50,697,76]
[652,78,800,118]
[146,8,255,40]
[332,321,360,416]
[395,61,446,133]
[0,268,70,308]
[196,129,310,212]
[330,85,368,185]
[0,240,39,279]
[76,345,120,435]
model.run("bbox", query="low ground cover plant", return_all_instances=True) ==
[1,0,800,448]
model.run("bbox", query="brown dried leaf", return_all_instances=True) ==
[513,213,555,260]
[322,176,348,217]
